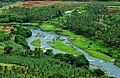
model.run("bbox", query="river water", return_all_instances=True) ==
[26,26,120,78]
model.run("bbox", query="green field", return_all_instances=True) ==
[49,40,83,55]
[31,39,41,47]
[40,24,61,31]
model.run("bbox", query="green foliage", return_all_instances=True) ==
[31,39,40,47]
[0,3,6,8]
[4,46,13,54]
[47,3,120,66]
[0,54,99,78]
[44,49,54,56]
[12,26,32,37]
[4,6,70,22]
[60,6,120,59]
[0,14,26,23]
[85,3,108,15]
[17,26,32,37]
[40,24,61,31]
[114,54,120,67]
[49,40,83,55]
[4,41,25,54]
[54,53,89,68]
[15,35,29,49]
[92,69,105,76]
[0,31,9,42]
[63,4,120,49]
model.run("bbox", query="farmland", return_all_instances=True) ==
[0,1,120,78]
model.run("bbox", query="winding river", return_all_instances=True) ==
[26,26,120,78]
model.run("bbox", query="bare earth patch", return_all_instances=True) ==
[21,1,55,7]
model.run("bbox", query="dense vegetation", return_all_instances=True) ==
[0,54,107,78]
[0,1,120,78]
[0,6,71,23]
[11,26,32,37]
[49,3,120,66]
[0,31,9,42]
[63,4,120,49]
[0,24,108,78]
[0,26,107,78]
[0,3,6,8]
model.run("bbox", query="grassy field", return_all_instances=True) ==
[40,24,61,31]
[69,39,115,62]
[31,39,41,47]
[49,40,82,55]
[84,49,115,62]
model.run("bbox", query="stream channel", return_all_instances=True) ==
[25,26,120,78]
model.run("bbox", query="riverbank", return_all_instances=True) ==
[0,22,116,62]
[40,23,115,62]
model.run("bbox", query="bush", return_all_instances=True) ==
[15,35,29,49]
[16,26,32,37]
[54,53,89,68]
[92,69,105,76]
[44,49,54,56]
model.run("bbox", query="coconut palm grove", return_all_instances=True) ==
[0,0,120,78]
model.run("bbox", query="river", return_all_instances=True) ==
[26,26,120,78]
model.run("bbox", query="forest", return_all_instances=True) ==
[0,1,120,78]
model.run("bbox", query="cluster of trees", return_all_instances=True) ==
[0,31,9,42]
[0,26,29,54]
[0,26,26,55]
[0,52,108,78]
[3,41,25,54]
[0,14,27,23]
[0,27,109,78]
[84,3,108,15]
[0,3,6,8]
[21,47,44,57]
[0,6,70,23]
[11,26,32,49]
[54,53,89,68]
[11,26,32,37]
[15,35,29,49]
[58,3,120,58]
[52,3,120,67]
[103,11,120,48]
[20,47,89,68]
